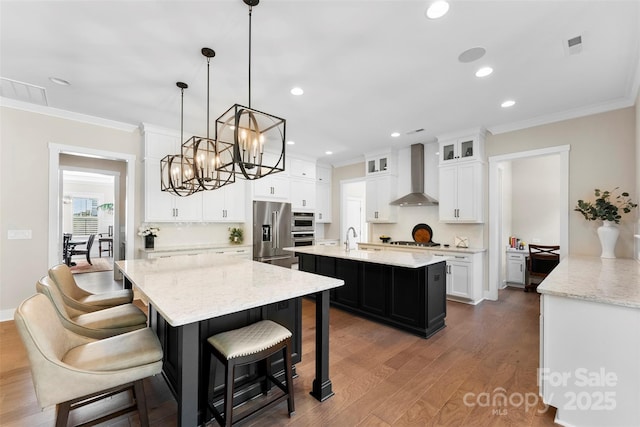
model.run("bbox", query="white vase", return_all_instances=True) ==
[597,220,619,259]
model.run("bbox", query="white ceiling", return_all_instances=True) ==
[1,0,639,166]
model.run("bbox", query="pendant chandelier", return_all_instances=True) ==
[215,0,286,180]
[160,82,200,196]
[182,48,235,191]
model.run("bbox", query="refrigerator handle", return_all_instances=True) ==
[272,210,278,249]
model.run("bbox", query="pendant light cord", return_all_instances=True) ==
[206,57,211,139]
[248,5,253,109]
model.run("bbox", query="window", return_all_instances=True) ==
[72,197,98,234]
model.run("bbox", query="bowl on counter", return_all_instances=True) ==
[379,236,391,243]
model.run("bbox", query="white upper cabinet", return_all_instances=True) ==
[439,162,484,223]
[289,158,316,180]
[438,129,485,165]
[316,164,332,223]
[202,180,246,222]
[252,174,290,201]
[143,125,204,222]
[365,175,398,223]
[291,180,316,211]
[365,150,396,176]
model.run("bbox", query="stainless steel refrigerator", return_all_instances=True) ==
[253,201,294,268]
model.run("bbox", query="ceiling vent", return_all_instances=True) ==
[565,35,583,56]
[0,77,48,106]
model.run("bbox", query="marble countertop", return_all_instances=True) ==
[139,243,251,254]
[537,255,640,309]
[116,253,343,326]
[357,242,486,254]
[284,245,449,268]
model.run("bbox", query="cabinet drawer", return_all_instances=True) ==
[507,253,526,260]
[448,254,472,263]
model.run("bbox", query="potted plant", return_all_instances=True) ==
[138,225,159,249]
[229,227,243,244]
[575,188,637,258]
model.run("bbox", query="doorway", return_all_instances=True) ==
[48,144,136,275]
[488,145,570,300]
[340,179,367,248]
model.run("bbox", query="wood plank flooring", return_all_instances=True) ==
[0,271,557,426]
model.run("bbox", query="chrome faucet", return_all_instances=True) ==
[345,226,358,252]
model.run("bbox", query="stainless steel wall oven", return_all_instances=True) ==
[292,211,314,232]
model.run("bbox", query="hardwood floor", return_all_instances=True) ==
[0,272,558,426]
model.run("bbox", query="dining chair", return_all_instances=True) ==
[62,233,72,266]
[98,225,114,257]
[68,233,96,265]
[36,275,147,339]
[14,293,163,427]
[525,244,560,292]
[48,263,133,312]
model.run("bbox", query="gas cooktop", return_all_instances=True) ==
[389,241,441,247]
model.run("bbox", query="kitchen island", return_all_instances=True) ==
[116,253,343,427]
[285,246,448,338]
[537,255,640,427]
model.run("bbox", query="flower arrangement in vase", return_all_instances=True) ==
[575,188,637,258]
[138,225,159,249]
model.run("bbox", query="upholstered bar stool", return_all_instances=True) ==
[204,320,295,426]
[37,276,147,339]
[49,263,133,313]
[15,293,163,427]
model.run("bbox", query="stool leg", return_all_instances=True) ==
[133,379,150,427]
[261,357,271,395]
[56,401,71,427]
[284,340,295,415]
[224,362,235,427]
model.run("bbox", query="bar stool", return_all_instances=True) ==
[204,320,295,426]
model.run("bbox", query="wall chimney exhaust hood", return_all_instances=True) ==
[390,143,438,206]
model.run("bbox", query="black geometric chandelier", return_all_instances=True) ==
[215,0,286,180]
[160,82,200,196]
[182,48,235,191]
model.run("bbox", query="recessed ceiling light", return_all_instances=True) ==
[475,67,493,77]
[49,77,70,86]
[287,140,295,145]
[458,47,486,63]
[325,151,333,155]
[391,132,400,138]
[426,0,450,19]
[501,100,516,108]
[290,87,304,96]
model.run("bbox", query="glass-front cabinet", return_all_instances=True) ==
[365,150,396,176]
[438,134,483,165]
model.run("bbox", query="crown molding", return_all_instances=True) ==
[487,97,635,136]
[0,97,138,132]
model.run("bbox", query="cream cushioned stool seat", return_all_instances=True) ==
[49,263,133,312]
[37,276,147,339]
[14,293,163,427]
[204,320,295,426]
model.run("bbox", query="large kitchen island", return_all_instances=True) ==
[287,246,448,338]
[116,253,343,427]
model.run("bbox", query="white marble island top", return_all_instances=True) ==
[116,253,343,327]
[537,255,640,309]
[285,245,449,268]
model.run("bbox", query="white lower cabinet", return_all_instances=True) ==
[506,251,526,285]
[439,252,483,304]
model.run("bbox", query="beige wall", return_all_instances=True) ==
[487,107,637,258]
[0,107,143,318]
[325,162,364,240]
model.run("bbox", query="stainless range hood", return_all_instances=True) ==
[390,143,438,206]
